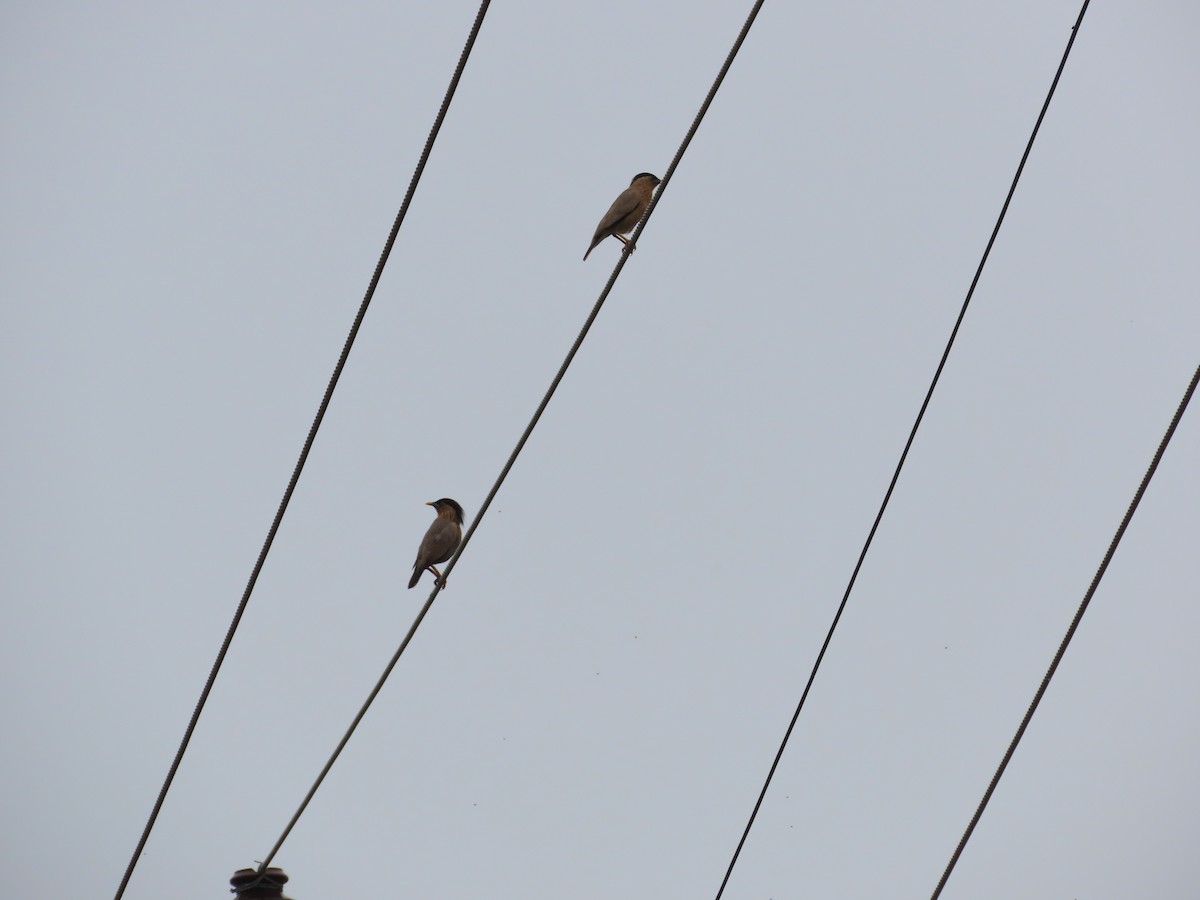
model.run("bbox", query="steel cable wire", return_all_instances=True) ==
[930,360,1200,898]
[712,3,1091,897]
[253,0,768,872]
[112,3,493,897]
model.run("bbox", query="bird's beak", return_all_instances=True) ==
[425,501,435,507]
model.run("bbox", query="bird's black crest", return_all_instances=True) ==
[631,172,661,186]
[432,498,465,523]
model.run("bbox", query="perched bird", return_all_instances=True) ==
[583,172,661,260]
[408,498,465,590]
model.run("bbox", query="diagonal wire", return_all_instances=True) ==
[712,3,1091,898]
[255,0,768,871]
[930,360,1200,898]
[444,0,768,582]
[112,2,494,897]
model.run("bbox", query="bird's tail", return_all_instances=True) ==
[583,239,600,261]
[408,568,422,589]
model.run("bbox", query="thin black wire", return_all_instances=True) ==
[930,360,1200,898]
[112,3,493,898]
[255,0,767,871]
[712,3,1091,898]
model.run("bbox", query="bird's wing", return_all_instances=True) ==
[413,521,442,569]
[423,519,461,566]
[595,186,641,234]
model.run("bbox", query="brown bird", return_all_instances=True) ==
[583,172,661,260]
[408,498,465,590]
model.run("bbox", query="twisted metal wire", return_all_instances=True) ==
[112,3,494,896]
[713,3,1092,897]
[253,0,769,872]
[930,359,1199,898]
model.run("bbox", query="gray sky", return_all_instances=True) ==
[3,1,1198,898]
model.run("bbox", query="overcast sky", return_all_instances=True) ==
[3,1,1198,898]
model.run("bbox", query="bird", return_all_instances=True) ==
[408,498,465,590]
[583,172,661,260]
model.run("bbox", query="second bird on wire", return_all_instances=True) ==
[408,499,465,590]
[584,173,661,260]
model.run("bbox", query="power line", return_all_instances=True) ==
[111,3,494,898]
[253,0,768,873]
[444,0,768,585]
[711,3,1092,898]
[929,359,1199,898]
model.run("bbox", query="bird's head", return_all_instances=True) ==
[630,172,661,188]
[427,498,465,524]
